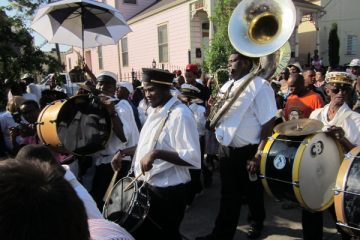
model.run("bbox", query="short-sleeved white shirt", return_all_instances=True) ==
[310,103,360,146]
[189,103,206,137]
[134,97,201,187]
[215,75,277,147]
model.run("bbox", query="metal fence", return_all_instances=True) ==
[119,64,185,81]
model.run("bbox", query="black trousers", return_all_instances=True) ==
[211,144,266,240]
[302,205,351,240]
[132,183,187,240]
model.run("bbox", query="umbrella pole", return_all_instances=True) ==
[81,5,85,81]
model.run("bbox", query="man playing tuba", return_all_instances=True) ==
[197,51,277,240]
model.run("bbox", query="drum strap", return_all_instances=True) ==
[333,110,352,126]
[129,100,180,178]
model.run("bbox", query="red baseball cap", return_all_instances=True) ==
[186,64,198,73]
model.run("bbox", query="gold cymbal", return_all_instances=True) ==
[274,119,324,136]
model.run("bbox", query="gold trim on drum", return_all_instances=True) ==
[292,135,308,209]
[37,100,63,147]
[334,146,360,235]
[260,132,279,200]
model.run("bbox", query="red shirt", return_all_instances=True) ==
[285,91,324,120]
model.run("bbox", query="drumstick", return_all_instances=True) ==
[103,170,118,202]
[124,173,143,192]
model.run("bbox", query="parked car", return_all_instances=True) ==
[37,72,82,97]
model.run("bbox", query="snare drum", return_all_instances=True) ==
[103,177,150,233]
[37,95,111,155]
[260,132,343,212]
[335,146,360,236]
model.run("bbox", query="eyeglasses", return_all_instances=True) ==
[331,86,350,94]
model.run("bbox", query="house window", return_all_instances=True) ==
[102,0,107,4]
[98,46,103,70]
[115,0,119,9]
[346,34,358,55]
[68,58,72,70]
[121,37,129,67]
[158,24,168,63]
[202,22,209,38]
[124,0,136,3]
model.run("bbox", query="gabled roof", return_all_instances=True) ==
[293,0,323,11]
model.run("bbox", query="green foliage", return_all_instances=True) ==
[0,9,62,82]
[328,23,340,68]
[203,0,237,82]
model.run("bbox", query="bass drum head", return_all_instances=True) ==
[297,132,342,211]
[103,177,135,225]
[56,95,111,155]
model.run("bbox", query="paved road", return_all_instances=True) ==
[180,172,340,240]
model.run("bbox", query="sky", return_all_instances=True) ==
[1,0,70,52]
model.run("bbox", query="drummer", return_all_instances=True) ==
[111,68,201,240]
[91,71,140,210]
[302,71,360,240]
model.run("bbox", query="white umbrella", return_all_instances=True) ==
[31,0,131,50]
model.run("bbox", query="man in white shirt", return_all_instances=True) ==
[302,71,360,240]
[197,52,277,240]
[178,83,207,204]
[91,71,139,210]
[112,68,201,240]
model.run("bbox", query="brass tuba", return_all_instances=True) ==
[207,0,296,129]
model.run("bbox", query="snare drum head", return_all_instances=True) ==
[297,132,342,211]
[103,177,135,223]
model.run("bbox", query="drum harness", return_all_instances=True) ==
[124,100,181,229]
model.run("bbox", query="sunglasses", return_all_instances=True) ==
[331,86,350,94]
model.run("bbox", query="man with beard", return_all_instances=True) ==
[197,51,277,240]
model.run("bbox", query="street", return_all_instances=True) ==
[181,172,339,240]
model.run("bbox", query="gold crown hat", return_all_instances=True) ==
[325,71,354,86]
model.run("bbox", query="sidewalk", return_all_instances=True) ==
[180,172,339,240]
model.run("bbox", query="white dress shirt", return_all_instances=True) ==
[0,111,18,150]
[63,165,103,219]
[189,103,206,137]
[93,98,139,165]
[88,218,135,240]
[134,97,201,187]
[215,74,277,147]
[310,103,360,146]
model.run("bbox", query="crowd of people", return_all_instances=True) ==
[1,51,360,240]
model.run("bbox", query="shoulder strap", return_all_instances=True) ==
[334,110,353,126]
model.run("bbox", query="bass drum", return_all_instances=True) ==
[335,146,360,236]
[103,177,150,233]
[260,132,343,212]
[37,95,111,155]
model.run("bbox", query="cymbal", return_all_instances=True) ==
[274,119,324,136]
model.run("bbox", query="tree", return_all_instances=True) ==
[7,0,63,68]
[0,9,61,82]
[328,23,340,68]
[203,0,237,84]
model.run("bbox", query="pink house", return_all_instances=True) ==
[65,0,213,81]
[64,0,323,81]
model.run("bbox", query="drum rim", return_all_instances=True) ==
[260,132,278,200]
[103,176,139,221]
[334,146,360,235]
[37,100,63,147]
